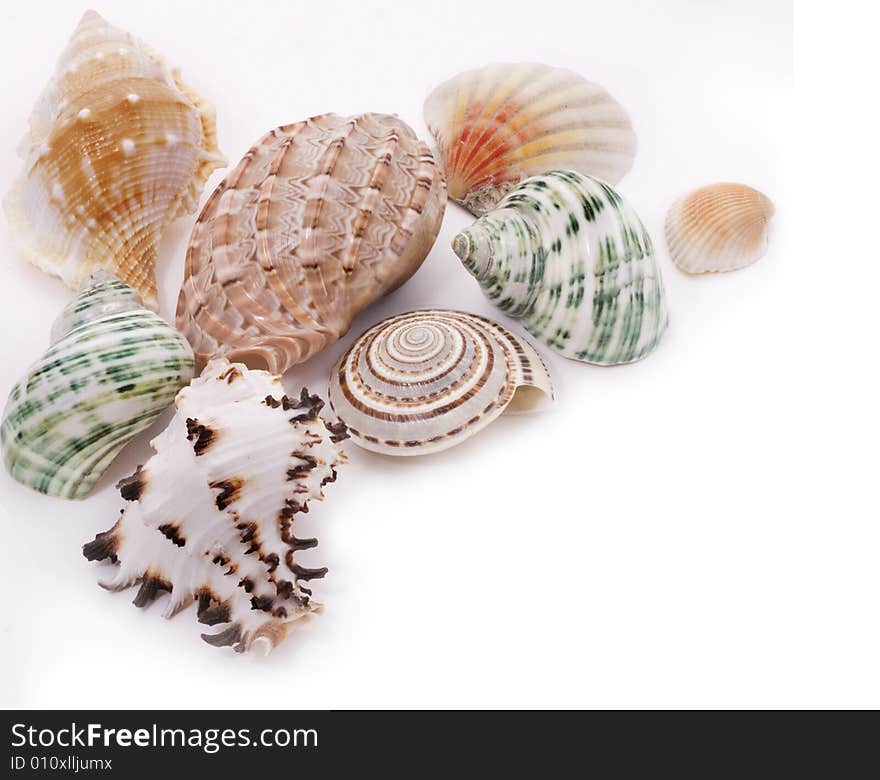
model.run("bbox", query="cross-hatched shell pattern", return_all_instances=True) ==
[424,62,636,215]
[176,113,447,374]
[452,170,668,365]
[83,359,348,654]
[1,271,194,499]
[3,10,224,308]
[665,182,775,273]
[329,310,553,456]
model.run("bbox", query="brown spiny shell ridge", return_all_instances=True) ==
[82,359,348,655]
[176,113,447,374]
[665,183,775,274]
[3,11,225,308]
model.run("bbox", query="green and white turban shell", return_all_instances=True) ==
[1,272,194,499]
[453,170,668,366]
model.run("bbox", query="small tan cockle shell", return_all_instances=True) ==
[4,10,225,308]
[329,310,554,456]
[176,113,447,374]
[424,62,636,215]
[664,183,775,274]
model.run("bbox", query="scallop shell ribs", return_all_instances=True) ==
[424,62,636,215]
[3,10,225,308]
[176,112,447,374]
[82,359,348,654]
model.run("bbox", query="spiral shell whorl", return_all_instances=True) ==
[329,310,553,456]
[50,270,143,343]
[453,170,668,366]
[1,274,194,499]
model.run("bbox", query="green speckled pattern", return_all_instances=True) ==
[1,273,194,499]
[453,170,668,365]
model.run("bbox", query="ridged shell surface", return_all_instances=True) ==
[176,113,447,374]
[424,62,636,215]
[453,170,668,365]
[665,183,775,273]
[329,310,553,456]
[4,10,225,308]
[83,359,348,654]
[1,272,194,499]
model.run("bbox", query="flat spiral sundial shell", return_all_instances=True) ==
[329,310,554,456]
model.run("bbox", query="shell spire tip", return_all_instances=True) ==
[452,226,492,278]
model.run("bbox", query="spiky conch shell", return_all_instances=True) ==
[176,112,447,374]
[423,62,637,216]
[664,183,775,273]
[1,271,194,499]
[3,10,225,309]
[83,358,348,654]
[452,170,668,366]
[329,310,553,456]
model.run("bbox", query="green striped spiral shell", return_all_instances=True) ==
[1,272,194,499]
[453,170,668,365]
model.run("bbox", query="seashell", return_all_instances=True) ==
[424,62,636,216]
[452,170,668,365]
[1,271,194,500]
[83,358,349,654]
[3,10,225,309]
[329,310,553,456]
[664,183,775,273]
[176,113,447,374]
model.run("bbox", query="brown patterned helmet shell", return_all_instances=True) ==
[176,113,447,374]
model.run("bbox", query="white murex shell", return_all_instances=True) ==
[328,310,554,456]
[4,10,224,308]
[83,359,349,654]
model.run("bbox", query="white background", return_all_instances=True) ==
[1,1,872,710]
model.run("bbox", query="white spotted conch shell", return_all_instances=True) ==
[424,62,636,215]
[4,10,225,309]
[328,310,553,456]
[664,183,775,273]
[176,113,447,374]
[83,358,348,654]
